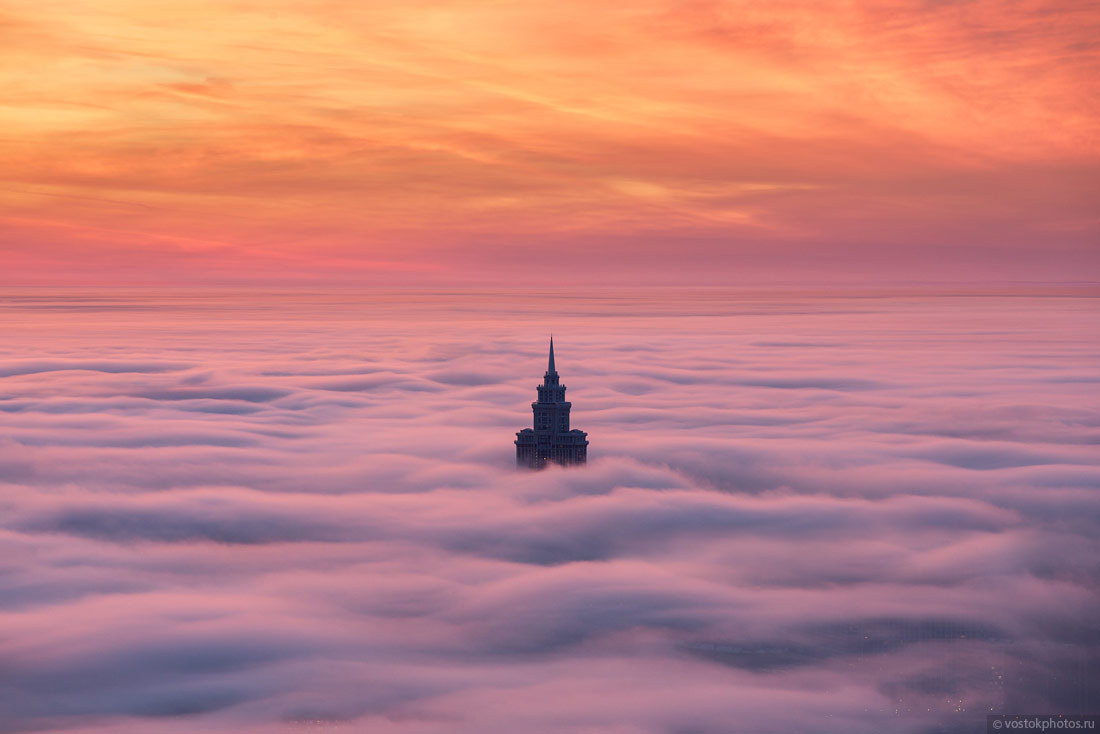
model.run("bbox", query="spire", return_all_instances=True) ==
[547,335,556,375]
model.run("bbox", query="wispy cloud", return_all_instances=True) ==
[0,1,1097,284]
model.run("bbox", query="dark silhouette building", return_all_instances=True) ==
[515,338,588,469]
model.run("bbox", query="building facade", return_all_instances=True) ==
[515,338,588,469]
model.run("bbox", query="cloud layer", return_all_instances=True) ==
[1,288,1098,733]
[1,0,1098,284]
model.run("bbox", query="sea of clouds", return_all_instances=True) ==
[0,288,1097,733]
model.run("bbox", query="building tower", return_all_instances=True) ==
[515,337,589,469]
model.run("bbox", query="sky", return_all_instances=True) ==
[2,0,1098,285]
[1,289,1098,732]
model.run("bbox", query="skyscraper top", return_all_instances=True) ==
[516,337,588,469]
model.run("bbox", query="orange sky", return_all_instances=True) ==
[2,0,1097,285]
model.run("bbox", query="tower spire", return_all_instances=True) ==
[516,336,588,468]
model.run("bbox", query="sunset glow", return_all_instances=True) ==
[3,0,1097,284]
[2,4,1098,732]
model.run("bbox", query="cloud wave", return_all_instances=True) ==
[0,288,1097,733]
